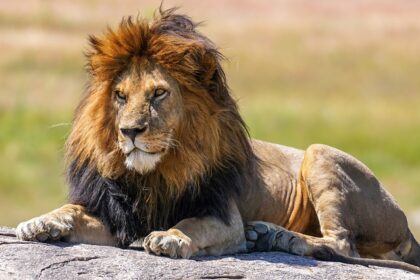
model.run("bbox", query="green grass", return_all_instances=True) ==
[0,109,70,225]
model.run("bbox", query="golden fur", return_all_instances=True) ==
[16,8,420,274]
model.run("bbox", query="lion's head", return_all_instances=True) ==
[66,8,253,188]
[66,8,257,245]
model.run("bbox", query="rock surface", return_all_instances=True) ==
[0,227,418,280]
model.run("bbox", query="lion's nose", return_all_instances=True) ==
[120,125,147,142]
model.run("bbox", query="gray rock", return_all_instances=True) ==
[0,227,418,280]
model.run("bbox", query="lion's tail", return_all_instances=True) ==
[313,244,420,275]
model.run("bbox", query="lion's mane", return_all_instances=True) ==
[66,8,257,247]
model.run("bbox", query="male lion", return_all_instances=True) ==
[17,8,420,273]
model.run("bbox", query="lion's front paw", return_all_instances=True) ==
[16,213,74,242]
[143,229,197,259]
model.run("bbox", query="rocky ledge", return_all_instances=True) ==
[0,227,418,279]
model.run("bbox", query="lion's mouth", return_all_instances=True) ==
[133,147,163,155]
[120,139,167,156]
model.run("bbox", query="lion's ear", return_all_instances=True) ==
[197,49,223,92]
[200,49,229,100]
[201,51,217,82]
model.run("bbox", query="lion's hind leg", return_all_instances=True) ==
[247,143,418,273]
[301,144,412,259]
[248,144,410,257]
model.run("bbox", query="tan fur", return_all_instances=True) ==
[143,201,245,258]
[245,142,420,273]
[16,204,115,246]
[16,9,420,273]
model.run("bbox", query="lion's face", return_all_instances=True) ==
[114,59,183,174]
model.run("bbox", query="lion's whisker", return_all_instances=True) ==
[49,123,71,129]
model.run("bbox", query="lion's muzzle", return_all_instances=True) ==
[120,124,148,142]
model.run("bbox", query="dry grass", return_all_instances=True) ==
[1,0,419,238]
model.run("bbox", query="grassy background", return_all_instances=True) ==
[1,0,419,238]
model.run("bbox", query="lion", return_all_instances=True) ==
[16,8,420,273]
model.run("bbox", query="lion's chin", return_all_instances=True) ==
[124,149,162,174]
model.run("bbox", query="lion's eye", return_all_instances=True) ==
[114,90,127,104]
[154,89,169,100]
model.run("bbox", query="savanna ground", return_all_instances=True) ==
[1,0,420,239]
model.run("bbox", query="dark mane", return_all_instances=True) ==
[68,158,249,247]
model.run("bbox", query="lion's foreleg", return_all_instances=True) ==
[16,204,116,246]
[143,201,246,258]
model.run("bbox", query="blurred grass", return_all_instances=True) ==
[0,0,419,238]
[0,109,69,225]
